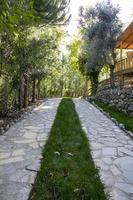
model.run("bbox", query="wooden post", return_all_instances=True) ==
[120,42,123,70]
[120,75,124,88]
[128,56,130,69]
[119,41,124,88]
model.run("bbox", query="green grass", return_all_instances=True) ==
[94,100,133,132]
[29,98,107,200]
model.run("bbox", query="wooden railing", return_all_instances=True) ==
[98,75,133,90]
[98,56,133,89]
[115,56,133,73]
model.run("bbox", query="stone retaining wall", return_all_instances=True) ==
[96,87,133,116]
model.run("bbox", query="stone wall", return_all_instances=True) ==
[96,87,133,116]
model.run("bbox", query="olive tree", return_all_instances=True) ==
[80,0,122,88]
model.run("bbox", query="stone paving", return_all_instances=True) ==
[74,99,133,200]
[0,98,61,200]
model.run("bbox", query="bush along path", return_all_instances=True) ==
[74,98,133,200]
[29,98,107,200]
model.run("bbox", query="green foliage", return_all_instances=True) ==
[67,38,81,70]
[33,0,70,24]
[0,0,70,115]
[0,78,15,116]
[94,100,133,132]
[66,37,91,96]
[0,0,34,32]
[79,0,122,93]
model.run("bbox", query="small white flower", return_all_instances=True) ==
[54,151,60,156]
[74,188,80,192]
[67,152,74,156]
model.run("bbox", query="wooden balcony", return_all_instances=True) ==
[98,56,133,89]
[115,21,133,76]
[98,22,133,89]
[115,56,133,75]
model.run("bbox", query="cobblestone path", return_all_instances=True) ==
[74,99,133,200]
[0,98,61,200]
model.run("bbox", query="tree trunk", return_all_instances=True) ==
[18,74,24,110]
[110,65,115,88]
[84,75,88,96]
[23,74,28,108]
[37,79,41,99]
[60,81,63,97]
[74,83,77,97]
[14,90,18,110]
[90,71,99,96]
[110,50,116,88]
[32,77,36,103]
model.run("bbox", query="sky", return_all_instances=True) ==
[66,0,133,36]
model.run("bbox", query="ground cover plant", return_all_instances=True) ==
[94,100,133,132]
[30,98,107,200]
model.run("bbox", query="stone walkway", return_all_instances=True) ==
[74,99,133,200]
[0,98,61,200]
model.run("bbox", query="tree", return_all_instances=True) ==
[79,39,102,95]
[67,37,91,96]
[33,0,70,25]
[67,38,81,70]
[0,0,70,116]
[79,0,122,88]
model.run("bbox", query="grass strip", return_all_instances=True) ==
[30,98,107,200]
[94,100,133,132]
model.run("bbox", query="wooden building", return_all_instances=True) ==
[115,21,133,87]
